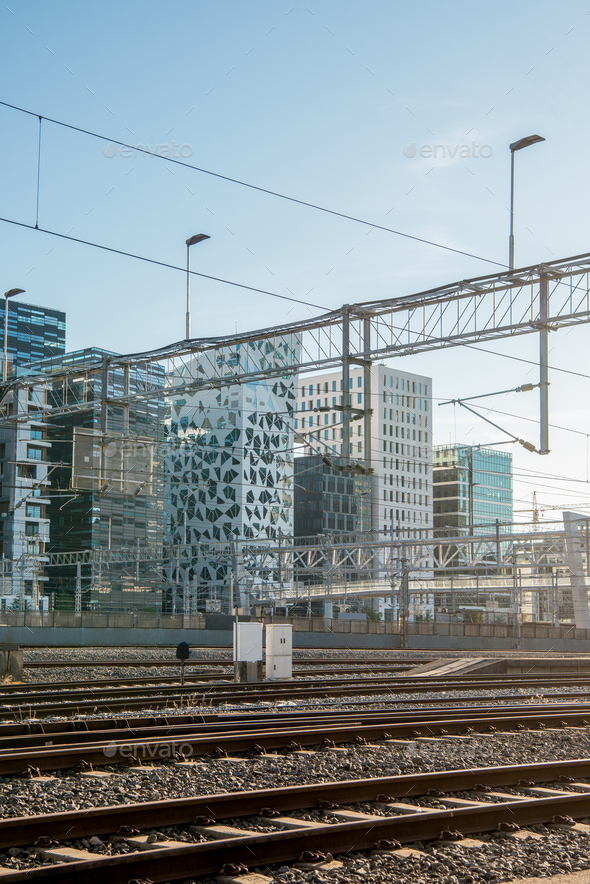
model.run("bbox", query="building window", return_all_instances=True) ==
[25,522,39,536]
[357,393,362,404]
[17,464,36,479]
[27,446,43,461]
[26,505,41,519]
[30,428,44,440]
[357,376,362,387]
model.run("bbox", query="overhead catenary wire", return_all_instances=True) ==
[433,397,589,439]
[0,216,328,312]
[0,98,506,268]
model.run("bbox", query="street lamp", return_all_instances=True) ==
[3,288,25,383]
[185,234,210,340]
[509,134,545,270]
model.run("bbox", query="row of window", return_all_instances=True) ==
[379,442,430,458]
[385,474,428,489]
[299,375,429,397]
[383,429,429,444]
[383,507,430,523]
[384,489,429,505]
[299,377,363,397]
[383,376,427,395]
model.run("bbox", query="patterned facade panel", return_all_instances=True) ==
[163,343,299,611]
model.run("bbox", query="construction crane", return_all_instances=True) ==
[515,491,590,521]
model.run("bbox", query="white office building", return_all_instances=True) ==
[293,364,433,540]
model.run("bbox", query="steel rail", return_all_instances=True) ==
[2,700,590,754]
[3,707,590,774]
[8,671,590,705]
[7,674,590,717]
[2,693,590,745]
[1,665,423,693]
[21,657,423,668]
[1,759,590,881]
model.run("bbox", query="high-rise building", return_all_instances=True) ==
[432,444,513,535]
[0,301,65,611]
[294,454,372,538]
[18,348,166,611]
[1,300,65,375]
[164,346,297,612]
[294,365,433,542]
[0,381,52,610]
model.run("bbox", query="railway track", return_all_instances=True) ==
[1,758,590,881]
[22,657,427,668]
[2,695,590,746]
[2,702,590,775]
[5,672,590,718]
[2,665,430,692]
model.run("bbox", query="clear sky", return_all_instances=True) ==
[1,0,590,517]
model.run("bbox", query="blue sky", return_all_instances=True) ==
[1,0,590,514]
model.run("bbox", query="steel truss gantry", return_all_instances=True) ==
[3,251,590,456]
[3,517,584,581]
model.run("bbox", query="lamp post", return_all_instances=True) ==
[509,135,545,270]
[185,234,210,340]
[3,289,25,383]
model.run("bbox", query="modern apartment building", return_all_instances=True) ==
[294,364,433,541]
[432,444,513,535]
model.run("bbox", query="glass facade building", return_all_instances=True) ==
[433,444,513,534]
[19,348,166,611]
[294,455,372,538]
[2,301,65,374]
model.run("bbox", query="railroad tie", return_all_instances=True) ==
[262,817,327,830]
[567,781,590,792]
[122,834,190,851]
[32,846,96,863]
[436,797,491,808]
[190,823,252,839]
[328,809,382,822]
[217,874,273,884]
[517,786,572,798]
[501,830,545,841]
[378,801,426,814]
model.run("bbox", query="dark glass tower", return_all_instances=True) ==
[19,348,166,611]
[2,301,65,374]
[433,444,513,535]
